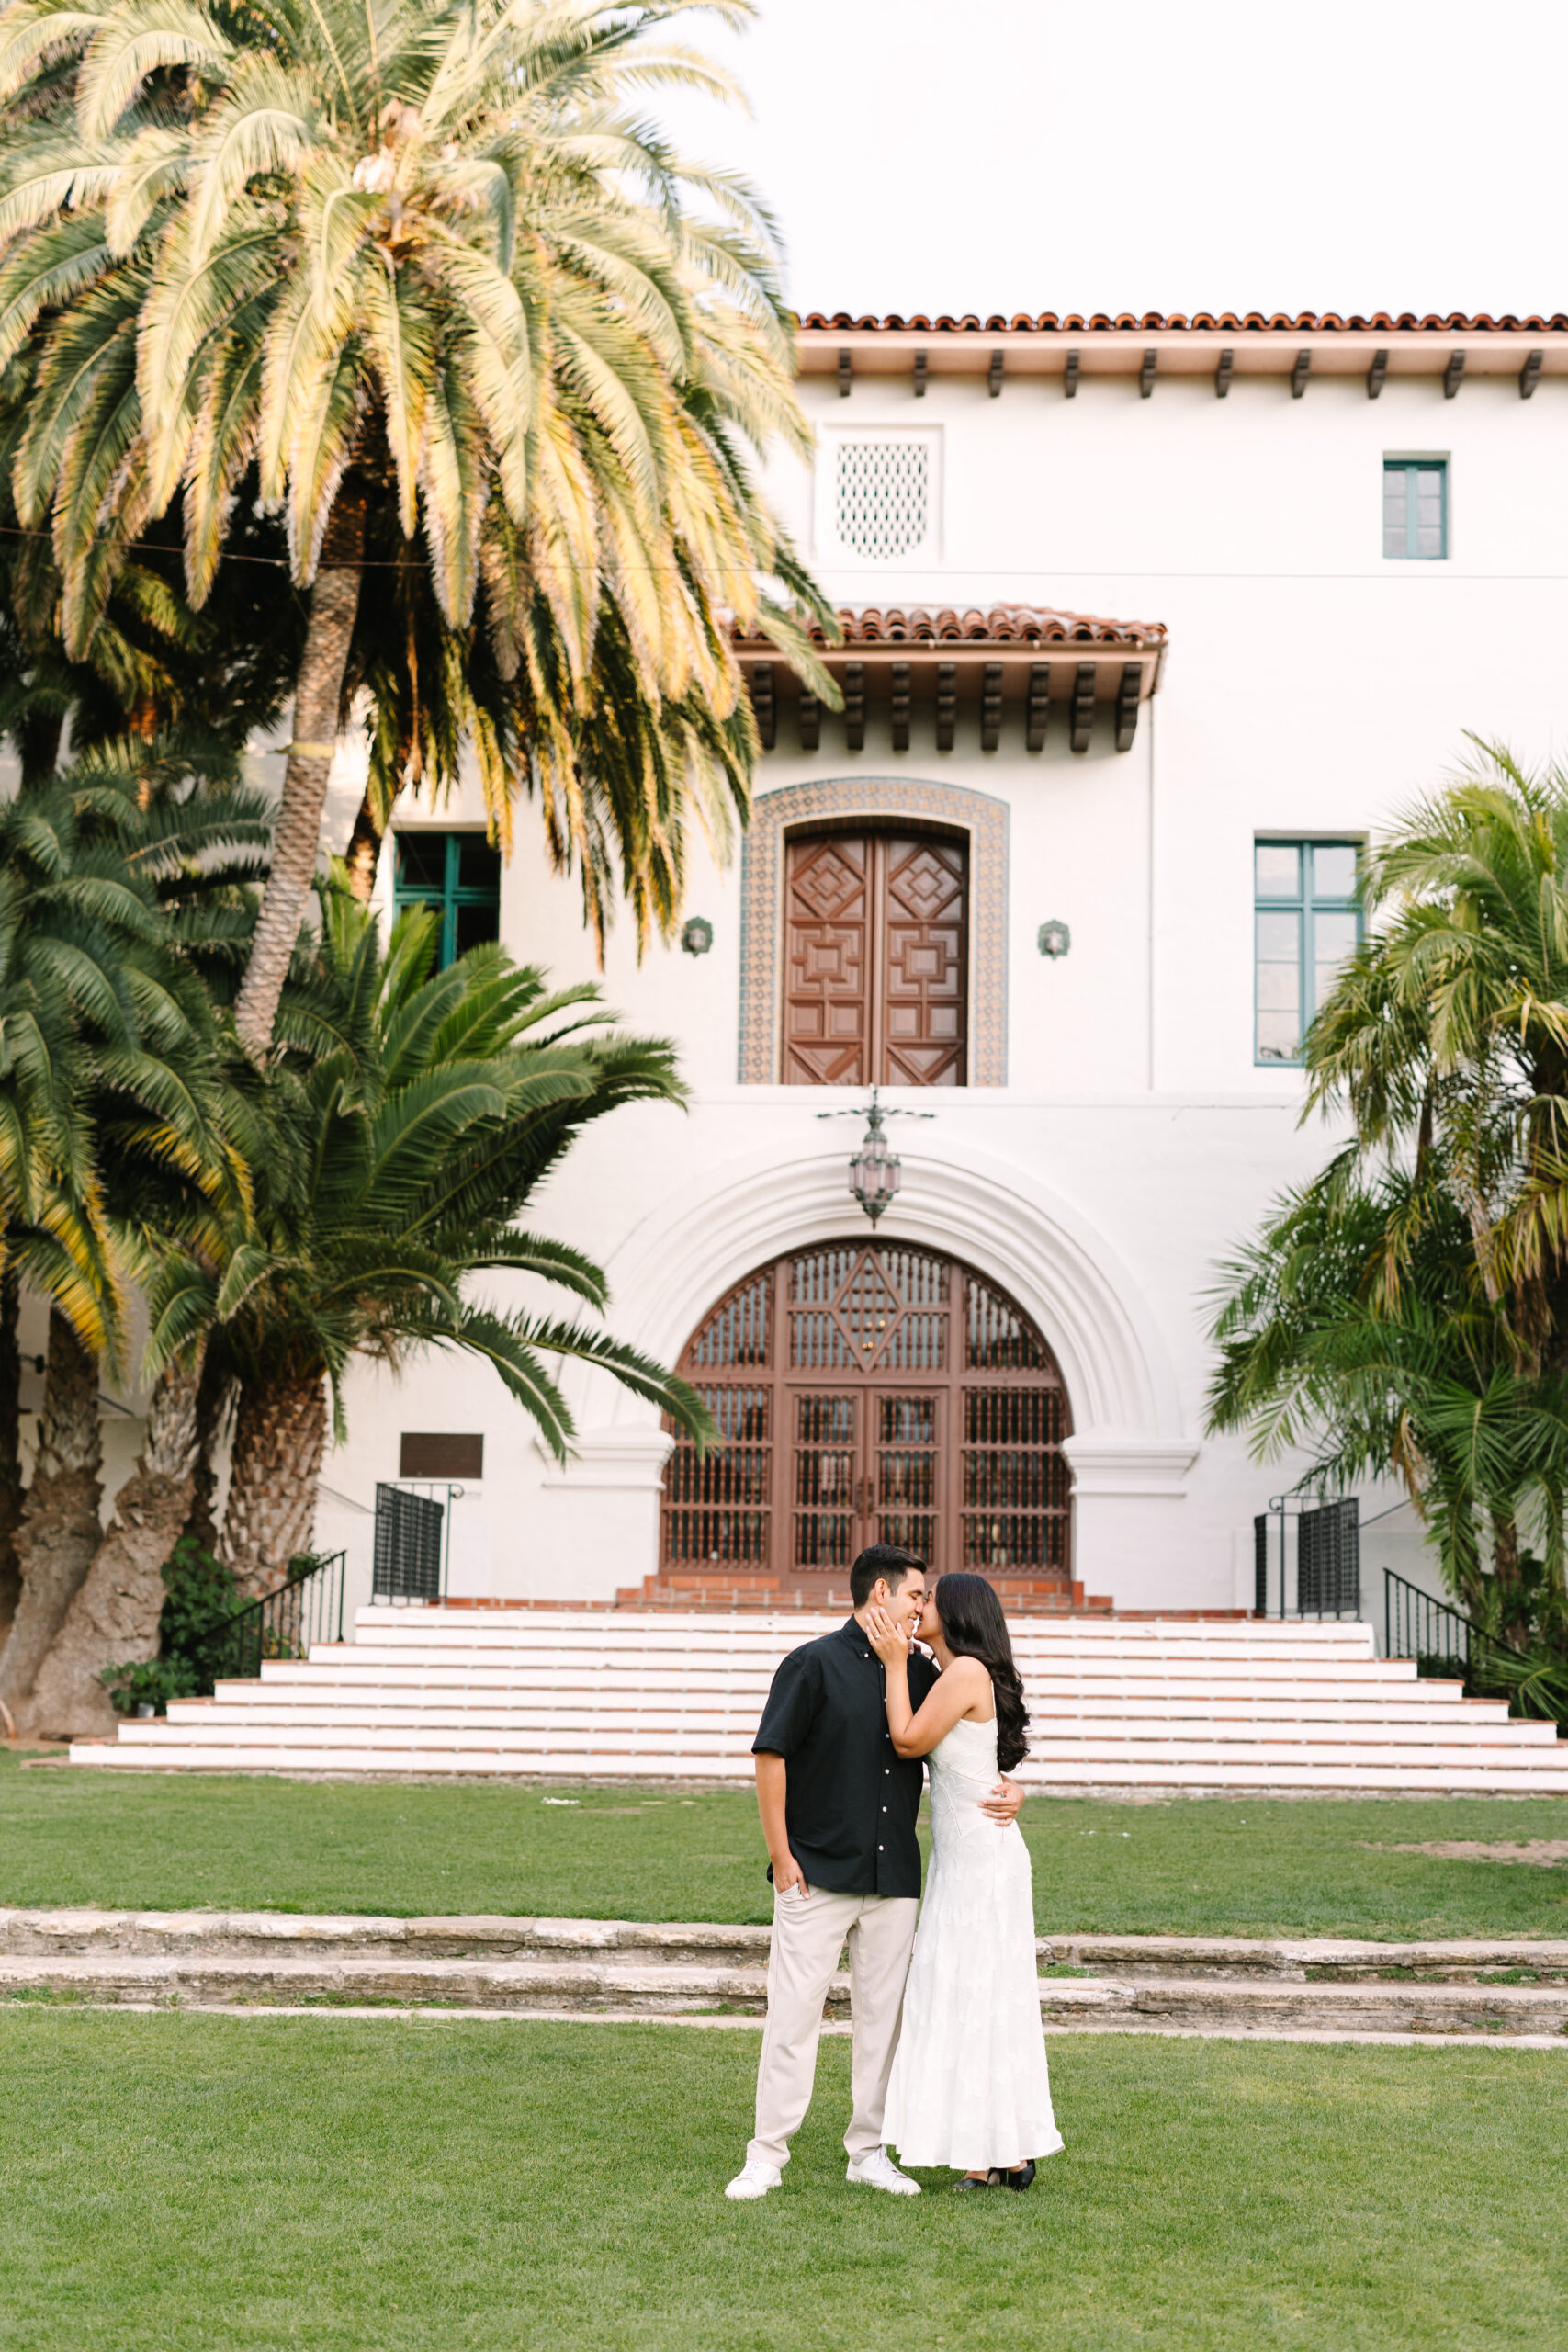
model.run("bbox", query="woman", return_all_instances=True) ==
[865,1570,1063,2191]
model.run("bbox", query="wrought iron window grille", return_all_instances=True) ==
[373,1479,465,1604]
[1252,1493,1360,1619]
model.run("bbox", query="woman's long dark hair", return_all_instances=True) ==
[932,1572,1030,1772]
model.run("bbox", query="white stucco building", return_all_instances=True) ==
[319,311,1568,1624]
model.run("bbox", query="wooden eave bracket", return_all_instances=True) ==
[751,662,774,752]
[980,662,1003,752]
[890,661,911,752]
[742,643,1159,754]
[1069,662,1096,752]
[843,661,865,751]
[1521,349,1543,398]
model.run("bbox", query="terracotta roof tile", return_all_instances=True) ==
[733,604,1167,650]
[798,311,1568,334]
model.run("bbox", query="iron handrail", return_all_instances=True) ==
[1382,1567,1473,1674]
[219,1550,346,1682]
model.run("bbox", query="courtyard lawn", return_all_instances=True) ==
[3,1751,1568,1937]
[0,2012,1562,2352]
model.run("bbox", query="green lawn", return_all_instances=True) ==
[3,1752,1568,1937]
[0,2012,1562,2352]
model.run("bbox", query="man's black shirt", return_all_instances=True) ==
[751,1618,940,1898]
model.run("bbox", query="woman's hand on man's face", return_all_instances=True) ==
[863,1603,908,1664]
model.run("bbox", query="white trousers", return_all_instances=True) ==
[747,1885,919,2170]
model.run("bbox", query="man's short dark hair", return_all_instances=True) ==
[850,1545,927,1609]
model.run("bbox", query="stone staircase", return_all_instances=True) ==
[5,1910,1567,2041]
[68,1607,1568,1791]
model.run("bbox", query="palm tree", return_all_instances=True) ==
[1303,747,1568,1371]
[0,740,267,1720]
[146,889,712,1596]
[0,0,831,1051]
[1205,1164,1568,1624]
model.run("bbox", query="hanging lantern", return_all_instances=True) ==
[819,1087,933,1227]
[848,1100,901,1225]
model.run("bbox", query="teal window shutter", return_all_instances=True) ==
[1255,840,1361,1066]
[392,831,502,968]
[1382,459,1447,559]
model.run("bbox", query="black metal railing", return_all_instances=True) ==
[1253,1493,1361,1618]
[1383,1567,1473,1676]
[372,1480,462,1602]
[219,1550,346,1681]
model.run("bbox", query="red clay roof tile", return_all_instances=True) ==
[798,311,1568,334]
[733,604,1167,650]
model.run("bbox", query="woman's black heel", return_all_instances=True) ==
[1001,2161,1036,2192]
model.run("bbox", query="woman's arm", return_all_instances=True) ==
[863,1609,991,1758]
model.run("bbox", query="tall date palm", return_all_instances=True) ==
[0,0,829,1047]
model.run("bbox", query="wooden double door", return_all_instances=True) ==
[660,1241,1072,1583]
[783,829,967,1086]
[791,1385,945,1566]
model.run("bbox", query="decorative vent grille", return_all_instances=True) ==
[834,441,930,559]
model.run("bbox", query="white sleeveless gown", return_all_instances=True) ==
[882,1713,1064,2170]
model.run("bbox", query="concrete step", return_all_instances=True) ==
[68,1741,1568,1788]
[102,1718,1563,1759]
[69,1604,1568,1792]
[161,1698,1519,1733]
[6,1911,1566,1983]
[4,1915,1567,2036]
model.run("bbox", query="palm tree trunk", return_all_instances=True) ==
[217,1368,327,1600]
[344,793,384,903]
[24,1358,204,1740]
[0,1310,102,1724]
[233,484,367,1057]
[182,1351,232,1557]
[0,1272,24,1647]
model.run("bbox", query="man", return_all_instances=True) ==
[725,1544,1024,2200]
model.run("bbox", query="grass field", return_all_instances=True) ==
[1,2011,1562,2352]
[4,1751,1568,1937]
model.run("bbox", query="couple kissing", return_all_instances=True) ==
[727,1544,1063,2200]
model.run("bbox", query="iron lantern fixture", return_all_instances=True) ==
[1037,918,1071,959]
[681,915,714,956]
[818,1088,935,1227]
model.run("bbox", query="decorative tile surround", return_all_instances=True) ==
[737,776,1009,1085]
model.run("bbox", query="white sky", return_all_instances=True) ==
[665,0,1567,320]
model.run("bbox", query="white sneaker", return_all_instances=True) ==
[845,2147,921,2196]
[725,2159,783,2201]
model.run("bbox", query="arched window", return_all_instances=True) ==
[660,1241,1072,1588]
[782,829,968,1085]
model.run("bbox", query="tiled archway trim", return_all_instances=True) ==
[738,775,1009,1084]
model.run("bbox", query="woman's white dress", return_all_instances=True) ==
[883,1712,1064,2171]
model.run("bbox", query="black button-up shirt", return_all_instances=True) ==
[752,1618,940,1898]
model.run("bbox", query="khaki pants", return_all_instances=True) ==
[747,1885,919,2170]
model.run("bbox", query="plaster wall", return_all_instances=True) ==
[320,360,1568,1611]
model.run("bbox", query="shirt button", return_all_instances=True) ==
[881,1806,887,1814]
[878,1845,884,1852]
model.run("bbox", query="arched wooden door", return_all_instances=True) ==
[660,1241,1072,1588]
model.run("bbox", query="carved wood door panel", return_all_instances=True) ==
[783,831,968,1086]
[661,1241,1070,1585]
